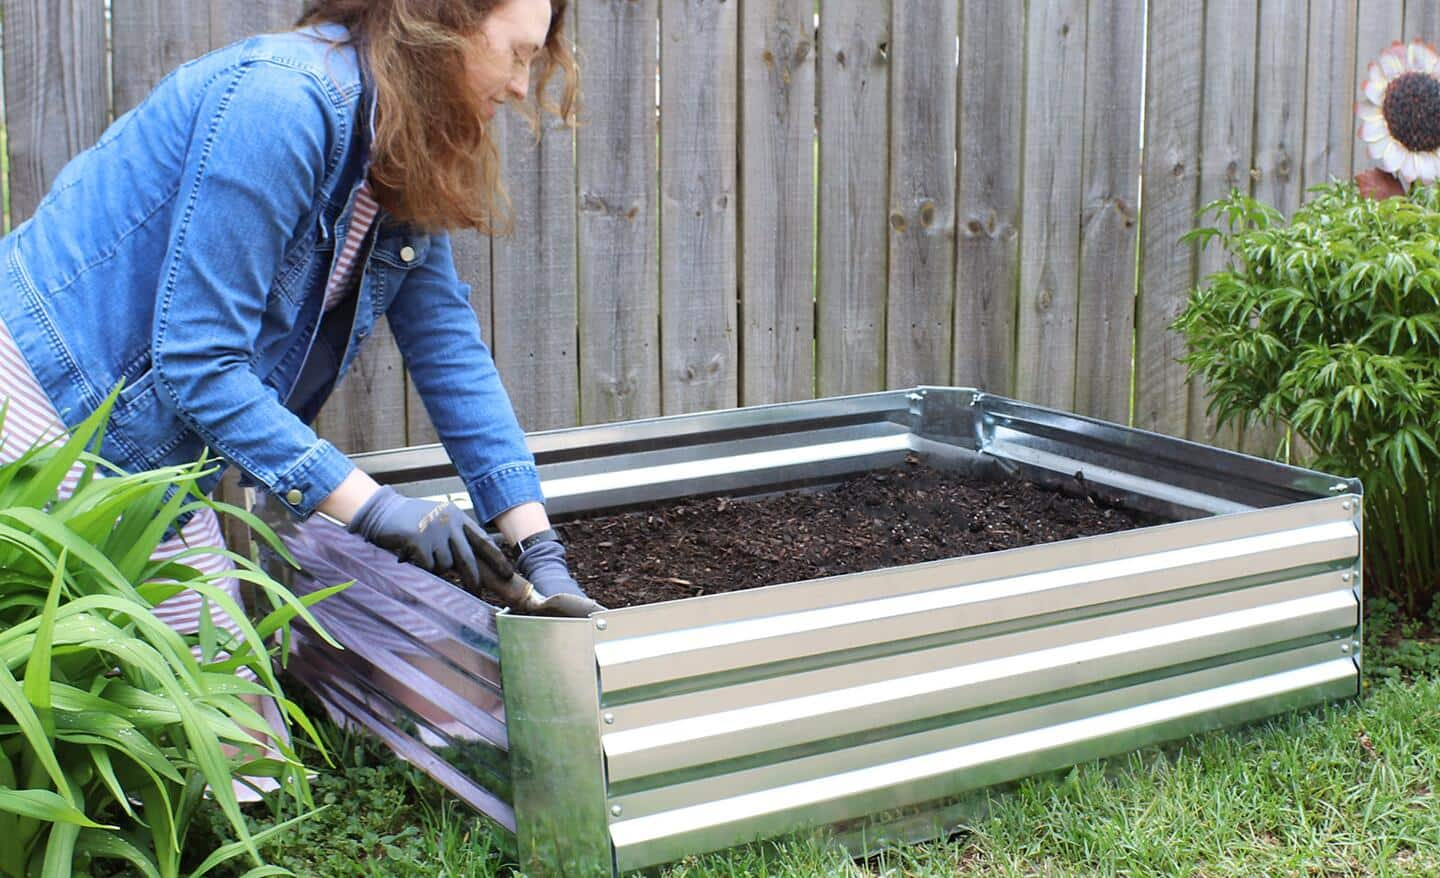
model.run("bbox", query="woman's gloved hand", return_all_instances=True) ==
[348,486,513,594]
[516,530,592,600]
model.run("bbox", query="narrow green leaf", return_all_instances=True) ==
[198,596,219,665]
[0,788,111,829]
[23,549,66,725]
[11,388,119,509]
[41,817,80,878]
[0,508,145,603]
[0,662,70,798]
[114,483,199,585]
[74,829,162,878]
[86,744,140,822]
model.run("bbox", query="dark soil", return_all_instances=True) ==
[548,455,1166,610]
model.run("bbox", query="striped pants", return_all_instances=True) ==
[0,318,246,647]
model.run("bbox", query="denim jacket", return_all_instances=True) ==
[0,24,542,524]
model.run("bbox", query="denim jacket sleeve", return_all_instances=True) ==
[151,60,355,518]
[387,232,545,524]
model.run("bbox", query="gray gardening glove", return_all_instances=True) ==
[348,486,513,594]
[517,531,605,615]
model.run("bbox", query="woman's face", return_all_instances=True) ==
[467,0,552,119]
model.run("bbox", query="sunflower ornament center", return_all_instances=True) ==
[1381,72,1440,152]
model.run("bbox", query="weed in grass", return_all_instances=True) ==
[1365,596,1440,684]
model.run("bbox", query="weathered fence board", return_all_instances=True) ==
[885,2,956,389]
[2,0,107,226]
[816,0,889,398]
[1405,0,1440,42]
[1189,0,1258,449]
[1305,1,1359,190]
[953,1,1023,397]
[111,0,210,116]
[1136,0,1204,439]
[491,108,580,432]
[112,0,302,119]
[739,0,815,406]
[407,231,494,446]
[575,0,661,426]
[314,320,408,455]
[209,1,303,46]
[1074,0,1143,425]
[1253,0,1310,219]
[1353,0,1405,176]
[1244,0,1308,459]
[659,0,738,415]
[1015,0,1087,412]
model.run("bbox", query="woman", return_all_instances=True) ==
[0,0,596,701]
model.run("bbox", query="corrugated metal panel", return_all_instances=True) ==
[608,651,1355,870]
[593,501,1358,692]
[298,639,516,830]
[600,583,1356,783]
[969,393,1353,509]
[272,518,516,829]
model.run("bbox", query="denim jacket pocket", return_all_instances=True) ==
[370,230,430,270]
[270,208,338,305]
[109,364,189,468]
[112,357,158,423]
[369,230,429,315]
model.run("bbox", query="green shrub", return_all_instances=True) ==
[0,393,348,877]
[1175,182,1440,615]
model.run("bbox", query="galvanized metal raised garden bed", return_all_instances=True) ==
[258,387,1363,876]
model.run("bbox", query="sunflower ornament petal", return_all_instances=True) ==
[1382,140,1405,174]
[1409,40,1440,72]
[1416,151,1440,182]
[1356,38,1440,188]
[1380,45,1408,78]
[1363,68,1389,104]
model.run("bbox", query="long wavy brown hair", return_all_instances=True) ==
[296,0,577,233]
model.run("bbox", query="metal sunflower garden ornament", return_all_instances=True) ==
[1357,38,1440,196]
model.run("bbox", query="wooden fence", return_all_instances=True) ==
[1,0,1427,456]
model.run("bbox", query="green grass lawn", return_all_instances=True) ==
[177,599,1439,878]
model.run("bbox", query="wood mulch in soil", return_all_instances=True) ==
[552,455,1167,610]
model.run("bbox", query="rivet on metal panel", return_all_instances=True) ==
[1329,482,1349,493]
[1341,500,1354,511]
[1352,640,1362,651]
[1341,643,1352,654]
[1341,571,1353,582]
[906,392,925,403]
[603,713,615,725]
[595,619,608,631]
[611,805,623,817]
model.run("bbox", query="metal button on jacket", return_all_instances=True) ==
[400,245,416,263]
[286,489,304,505]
